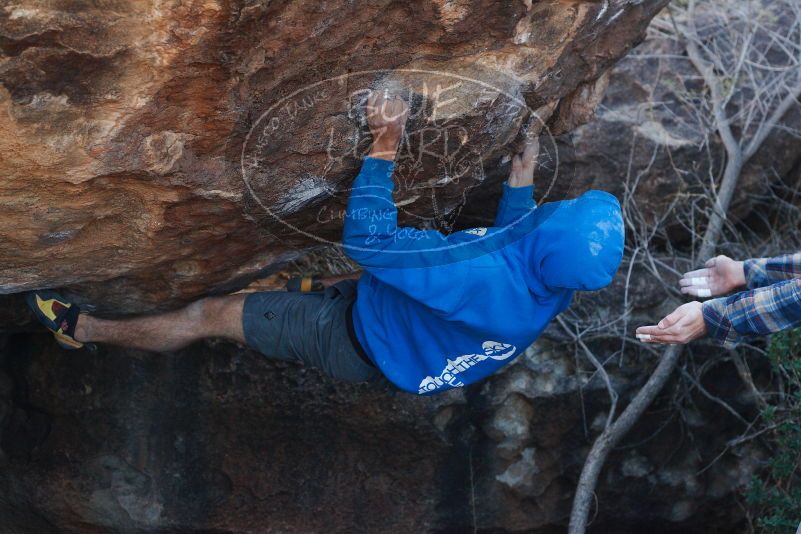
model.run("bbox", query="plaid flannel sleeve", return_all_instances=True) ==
[702,278,801,349]
[744,253,801,289]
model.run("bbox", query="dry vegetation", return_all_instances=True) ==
[566,1,801,531]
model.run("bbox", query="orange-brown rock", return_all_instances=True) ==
[1,0,667,313]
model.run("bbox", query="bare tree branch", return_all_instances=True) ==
[568,0,801,531]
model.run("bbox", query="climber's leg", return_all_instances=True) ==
[74,295,246,352]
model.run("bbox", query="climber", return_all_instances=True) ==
[27,92,625,395]
[636,253,801,347]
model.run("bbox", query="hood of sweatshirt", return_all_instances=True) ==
[519,190,625,293]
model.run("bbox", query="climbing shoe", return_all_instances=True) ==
[26,290,84,350]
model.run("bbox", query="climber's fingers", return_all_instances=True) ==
[367,91,382,116]
[521,137,539,172]
[367,92,408,124]
[385,95,409,123]
[508,140,537,188]
[510,155,522,181]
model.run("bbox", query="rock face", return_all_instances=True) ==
[0,332,757,533]
[559,38,801,228]
[1,0,667,313]
[458,35,801,233]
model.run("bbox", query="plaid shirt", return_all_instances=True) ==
[702,253,801,348]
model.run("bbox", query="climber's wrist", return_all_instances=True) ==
[368,139,400,161]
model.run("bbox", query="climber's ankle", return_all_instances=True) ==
[73,313,92,343]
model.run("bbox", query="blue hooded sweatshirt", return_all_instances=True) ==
[343,157,624,395]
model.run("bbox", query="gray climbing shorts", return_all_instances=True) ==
[241,279,381,383]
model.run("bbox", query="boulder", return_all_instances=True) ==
[1,0,667,313]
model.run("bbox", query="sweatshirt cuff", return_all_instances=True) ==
[501,182,535,207]
[702,298,741,349]
[358,157,396,188]
[502,182,534,200]
[744,258,770,289]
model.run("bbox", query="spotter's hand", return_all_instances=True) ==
[507,137,539,188]
[679,255,745,298]
[636,301,707,345]
[367,92,409,161]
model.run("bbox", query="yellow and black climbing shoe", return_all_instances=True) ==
[26,290,84,350]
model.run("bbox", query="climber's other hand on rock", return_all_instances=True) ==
[635,301,707,345]
[367,91,409,161]
[507,137,539,188]
[679,255,745,298]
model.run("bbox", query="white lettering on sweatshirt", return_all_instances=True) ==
[418,341,517,394]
